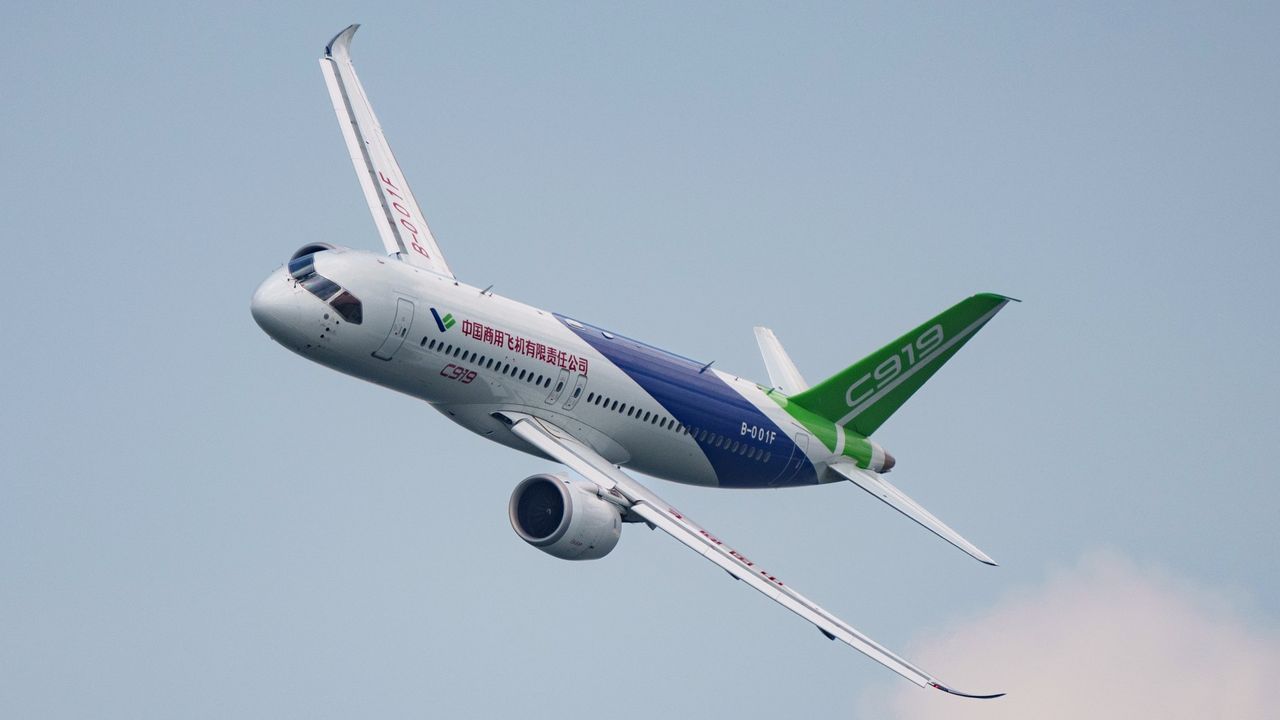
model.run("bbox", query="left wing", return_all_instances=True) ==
[320,25,454,277]
[496,411,1003,699]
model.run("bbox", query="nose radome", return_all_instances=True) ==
[250,269,303,346]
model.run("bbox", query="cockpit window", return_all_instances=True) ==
[288,251,362,324]
[330,291,363,324]
[301,274,341,301]
[288,254,316,280]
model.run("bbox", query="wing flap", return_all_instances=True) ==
[320,25,453,277]
[498,411,1002,698]
[828,460,996,566]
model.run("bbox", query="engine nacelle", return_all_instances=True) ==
[508,473,622,561]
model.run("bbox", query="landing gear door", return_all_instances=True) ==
[561,373,588,411]
[373,297,414,361]
[545,368,570,405]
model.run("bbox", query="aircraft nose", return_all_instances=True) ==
[250,269,304,346]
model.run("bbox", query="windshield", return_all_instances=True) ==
[288,252,363,324]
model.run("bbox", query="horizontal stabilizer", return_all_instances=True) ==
[753,327,808,394]
[827,461,996,566]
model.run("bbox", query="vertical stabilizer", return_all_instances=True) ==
[753,327,809,394]
[787,294,1015,436]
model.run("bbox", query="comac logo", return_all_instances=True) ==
[431,308,456,333]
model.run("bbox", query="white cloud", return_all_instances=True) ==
[860,552,1280,719]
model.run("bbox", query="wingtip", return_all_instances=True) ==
[971,548,998,566]
[928,681,1006,699]
[324,23,360,58]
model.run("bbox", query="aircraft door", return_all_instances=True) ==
[545,368,570,404]
[561,373,588,410]
[770,431,810,486]
[372,297,415,360]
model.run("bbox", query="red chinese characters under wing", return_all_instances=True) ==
[495,411,1003,698]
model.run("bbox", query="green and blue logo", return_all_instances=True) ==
[431,308,456,332]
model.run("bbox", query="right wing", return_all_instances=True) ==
[319,25,454,277]
[828,460,997,566]
[497,411,1003,699]
[753,326,809,394]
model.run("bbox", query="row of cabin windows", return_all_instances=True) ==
[581,391,771,464]
[420,336,553,388]
[585,391,686,433]
[691,427,772,463]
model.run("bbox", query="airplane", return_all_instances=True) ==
[251,24,1014,699]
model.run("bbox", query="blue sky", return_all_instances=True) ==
[3,2,1278,717]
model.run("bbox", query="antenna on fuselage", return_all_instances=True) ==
[480,284,494,296]
[698,360,715,374]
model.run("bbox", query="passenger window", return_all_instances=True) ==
[587,393,595,403]
[611,401,619,411]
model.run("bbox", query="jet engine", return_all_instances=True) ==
[508,473,622,560]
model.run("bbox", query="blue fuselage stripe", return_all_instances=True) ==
[556,315,817,488]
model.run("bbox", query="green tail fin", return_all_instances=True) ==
[788,293,1015,436]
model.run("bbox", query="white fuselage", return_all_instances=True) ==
[251,247,825,488]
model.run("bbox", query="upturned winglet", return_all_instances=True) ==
[929,681,1006,699]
